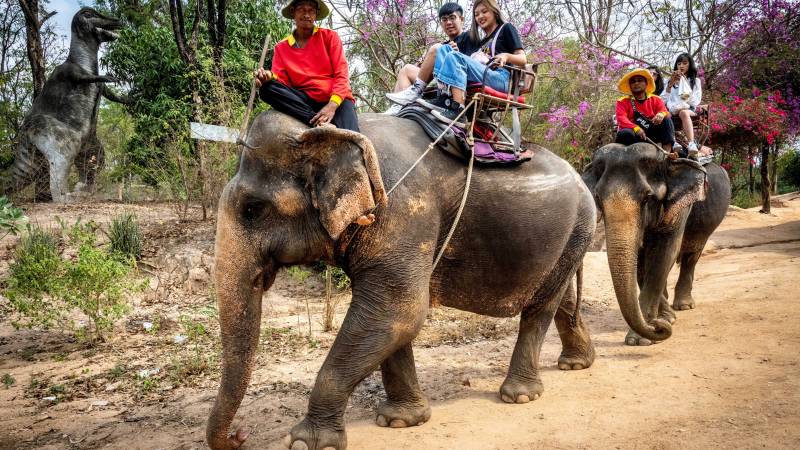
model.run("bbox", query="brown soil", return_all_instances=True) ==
[1,195,799,450]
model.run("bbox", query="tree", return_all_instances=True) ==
[17,0,55,99]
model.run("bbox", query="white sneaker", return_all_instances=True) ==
[386,86,422,105]
[687,141,699,159]
[382,103,402,115]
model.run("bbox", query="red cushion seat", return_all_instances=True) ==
[467,83,525,103]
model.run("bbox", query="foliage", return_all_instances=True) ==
[711,90,788,146]
[97,0,291,200]
[3,219,144,344]
[716,0,800,137]
[108,212,142,260]
[777,149,800,190]
[1,373,14,388]
[0,196,27,240]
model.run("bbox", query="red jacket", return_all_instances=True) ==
[616,94,668,133]
[271,27,354,105]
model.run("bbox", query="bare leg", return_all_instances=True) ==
[679,109,695,142]
[393,64,420,92]
[451,87,465,105]
[554,282,595,370]
[417,43,441,84]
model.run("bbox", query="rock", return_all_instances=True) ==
[91,400,109,407]
[173,334,187,344]
[187,267,209,293]
[105,381,122,392]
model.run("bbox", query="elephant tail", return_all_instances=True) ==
[572,263,583,327]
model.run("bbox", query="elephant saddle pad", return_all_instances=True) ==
[396,104,532,165]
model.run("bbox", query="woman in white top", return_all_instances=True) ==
[662,52,703,156]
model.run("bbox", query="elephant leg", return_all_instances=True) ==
[500,283,565,404]
[658,286,677,324]
[554,282,595,370]
[673,249,702,310]
[375,344,431,428]
[286,275,428,450]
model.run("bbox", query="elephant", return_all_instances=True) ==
[581,143,731,346]
[206,110,597,449]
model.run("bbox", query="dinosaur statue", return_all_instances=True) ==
[10,7,123,201]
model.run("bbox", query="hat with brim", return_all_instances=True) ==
[281,0,330,21]
[618,68,655,95]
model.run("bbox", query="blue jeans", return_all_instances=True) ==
[433,45,510,93]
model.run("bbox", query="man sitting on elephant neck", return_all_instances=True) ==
[254,0,358,131]
[615,68,676,156]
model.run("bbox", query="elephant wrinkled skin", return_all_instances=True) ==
[582,143,731,346]
[207,111,597,450]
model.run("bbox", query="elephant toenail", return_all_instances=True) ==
[558,362,570,370]
[389,419,407,428]
[572,363,584,370]
[322,447,337,450]
[291,441,309,450]
[376,415,388,427]
[516,395,530,403]
[283,434,292,448]
[534,393,541,400]
[501,394,514,403]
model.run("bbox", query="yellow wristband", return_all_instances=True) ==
[633,126,642,133]
[330,94,342,106]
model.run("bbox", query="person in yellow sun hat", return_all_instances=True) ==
[615,68,676,155]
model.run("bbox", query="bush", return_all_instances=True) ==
[0,196,27,240]
[3,220,144,344]
[777,149,800,191]
[109,213,142,260]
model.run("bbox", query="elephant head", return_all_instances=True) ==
[581,143,706,342]
[206,112,386,449]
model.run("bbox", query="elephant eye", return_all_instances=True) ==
[241,200,265,222]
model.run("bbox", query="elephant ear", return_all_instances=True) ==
[581,161,598,196]
[297,127,387,241]
[661,159,707,227]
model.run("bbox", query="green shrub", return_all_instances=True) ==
[108,213,142,260]
[0,196,27,240]
[731,189,762,208]
[4,220,144,344]
[777,150,800,191]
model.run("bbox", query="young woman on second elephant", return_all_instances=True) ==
[662,52,703,157]
[418,0,526,123]
[253,0,358,131]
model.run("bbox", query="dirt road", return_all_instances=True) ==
[1,196,799,449]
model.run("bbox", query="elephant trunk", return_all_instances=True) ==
[206,218,266,450]
[603,196,672,342]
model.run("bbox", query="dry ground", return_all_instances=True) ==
[1,194,799,450]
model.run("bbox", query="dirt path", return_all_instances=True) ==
[1,197,799,449]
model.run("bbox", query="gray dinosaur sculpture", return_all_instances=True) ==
[10,7,122,201]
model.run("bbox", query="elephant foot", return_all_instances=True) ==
[625,329,662,346]
[659,306,677,324]
[375,398,431,428]
[284,418,345,450]
[558,343,595,370]
[673,296,695,311]
[499,375,544,404]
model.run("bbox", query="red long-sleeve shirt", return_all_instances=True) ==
[616,94,668,132]
[271,27,354,105]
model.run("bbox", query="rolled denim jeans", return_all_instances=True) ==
[433,45,510,92]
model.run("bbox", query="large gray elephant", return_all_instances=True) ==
[581,143,731,346]
[206,111,597,449]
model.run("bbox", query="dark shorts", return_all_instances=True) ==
[616,116,675,146]
[259,80,359,132]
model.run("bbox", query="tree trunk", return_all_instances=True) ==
[18,0,51,99]
[769,144,779,195]
[760,143,770,214]
[748,150,754,194]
